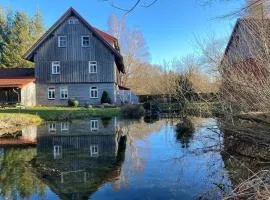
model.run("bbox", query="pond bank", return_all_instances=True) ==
[0,106,121,120]
[0,113,42,131]
[0,107,121,130]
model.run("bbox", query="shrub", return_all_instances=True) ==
[121,104,145,118]
[175,117,194,135]
[101,91,112,104]
[68,98,79,107]
[143,101,160,111]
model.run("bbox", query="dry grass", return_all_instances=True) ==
[224,170,270,200]
[0,114,42,130]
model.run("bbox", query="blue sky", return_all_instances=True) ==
[1,0,245,64]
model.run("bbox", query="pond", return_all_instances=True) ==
[0,117,268,199]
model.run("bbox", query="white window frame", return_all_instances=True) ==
[58,36,67,47]
[68,17,78,24]
[89,61,97,73]
[61,122,69,132]
[60,86,68,100]
[90,120,99,131]
[54,145,62,159]
[90,145,99,157]
[90,86,98,99]
[48,123,56,132]
[81,35,90,47]
[48,88,56,100]
[51,61,60,75]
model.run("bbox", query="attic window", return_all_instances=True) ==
[81,35,90,47]
[68,17,78,24]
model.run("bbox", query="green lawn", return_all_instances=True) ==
[0,106,121,121]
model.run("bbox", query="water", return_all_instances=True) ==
[0,117,266,199]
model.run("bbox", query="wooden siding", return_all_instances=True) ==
[34,17,117,84]
[36,83,116,106]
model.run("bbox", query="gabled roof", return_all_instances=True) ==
[93,27,117,44]
[24,7,124,73]
[221,18,270,65]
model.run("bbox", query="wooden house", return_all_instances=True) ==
[0,7,138,106]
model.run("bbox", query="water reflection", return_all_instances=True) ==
[34,118,126,199]
[0,117,269,199]
[220,119,270,188]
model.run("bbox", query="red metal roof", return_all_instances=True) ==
[0,77,35,88]
[93,27,117,45]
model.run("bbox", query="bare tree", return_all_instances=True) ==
[100,0,158,15]
[107,14,150,87]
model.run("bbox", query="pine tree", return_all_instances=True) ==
[31,9,44,41]
[0,8,44,68]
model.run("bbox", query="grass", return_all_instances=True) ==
[0,106,121,121]
[0,113,43,130]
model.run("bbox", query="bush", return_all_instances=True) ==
[101,91,112,104]
[175,117,194,135]
[68,98,79,107]
[143,101,159,111]
[121,104,145,118]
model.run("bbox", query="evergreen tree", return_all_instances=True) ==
[31,9,44,40]
[0,7,44,68]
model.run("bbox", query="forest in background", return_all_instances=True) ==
[0,5,220,96]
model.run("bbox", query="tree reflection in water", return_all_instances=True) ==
[1,117,264,199]
[0,147,46,199]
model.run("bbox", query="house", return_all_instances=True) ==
[220,18,270,110]
[0,7,138,106]
[221,18,270,76]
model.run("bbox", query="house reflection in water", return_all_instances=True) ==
[34,117,127,200]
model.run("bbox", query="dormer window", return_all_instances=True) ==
[81,35,90,47]
[58,36,67,47]
[52,61,60,74]
[89,61,97,73]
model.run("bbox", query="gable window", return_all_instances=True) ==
[90,145,99,157]
[60,87,68,99]
[48,88,55,100]
[52,61,60,74]
[68,17,79,24]
[89,61,97,73]
[81,35,90,47]
[58,36,67,47]
[90,120,98,131]
[90,86,98,98]
[48,123,56,132]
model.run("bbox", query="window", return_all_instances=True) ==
[61,122,69,132]
[81,35,90,47]
[90,87,98,98]
[90,145,99,157]
[90,120,98,131]
[68,17,78,24]
[58,36,67,47]
[60,87,68,99]
[48,123,56,132]
[48,88,55,100]
[52,61,60,74]
[89,61,97,73]
[54,145,62,159]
